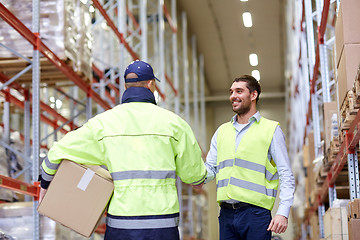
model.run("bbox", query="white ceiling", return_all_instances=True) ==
[177,0,286,99]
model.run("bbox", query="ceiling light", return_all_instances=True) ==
[240,0,248,1]
[252,70,260,81]
[249,53,258,66]
[242,12,252,28]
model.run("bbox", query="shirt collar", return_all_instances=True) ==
[231,111,261,124]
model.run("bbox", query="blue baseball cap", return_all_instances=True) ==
[124,60,160,83]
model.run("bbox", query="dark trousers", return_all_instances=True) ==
[104,226,180,240]
[218,204,272,240]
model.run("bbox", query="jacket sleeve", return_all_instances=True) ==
[174,121,207,185]
[40,119,105,188]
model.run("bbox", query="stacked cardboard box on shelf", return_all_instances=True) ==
[335,0,360,137]
[0,0,93,81]
[339,91,359,134]
[303,135,315,209]
[303,132,327,207]
[317,102,349,196]
[309,213,320,240]
[346,199,360,240]
[323,102,339,152]
[304,133,319,207]
[313,103,341,189]
[324,206,348,240]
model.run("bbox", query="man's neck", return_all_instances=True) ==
[236,109,257,124]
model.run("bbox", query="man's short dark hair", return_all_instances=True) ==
[233,75,261,103]
[125,79,151,89]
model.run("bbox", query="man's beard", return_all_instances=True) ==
[233,104,251,115]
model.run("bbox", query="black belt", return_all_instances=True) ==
[220,202,250,209]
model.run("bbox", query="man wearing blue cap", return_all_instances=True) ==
[39,60,207,240]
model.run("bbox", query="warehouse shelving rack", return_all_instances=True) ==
[288,0,360,238]
[0,1,208,239]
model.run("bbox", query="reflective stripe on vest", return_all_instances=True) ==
[40,167,54,181]
[41,156,59,176]
[106,216,179,229]
[44,156,59,170]
[217,158,279,182]
[216,177,277,198]
[111,170,176,180]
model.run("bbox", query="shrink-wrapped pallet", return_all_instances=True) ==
[0,0,92,81]
[0,202,98,240]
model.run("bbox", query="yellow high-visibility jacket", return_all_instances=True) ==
[41,102,206,228]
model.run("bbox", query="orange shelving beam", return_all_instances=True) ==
[0,175,40,200]
[163,4,177,33]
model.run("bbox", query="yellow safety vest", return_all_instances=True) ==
[216,117,279,210]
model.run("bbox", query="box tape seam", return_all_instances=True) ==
[77,168,95,191]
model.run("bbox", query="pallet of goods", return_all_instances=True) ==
[339,90,359,132]
[0,0,93,84]
[325,136,340,167]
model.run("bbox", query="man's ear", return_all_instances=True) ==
[147,79,155,92]
[251,90,258,101]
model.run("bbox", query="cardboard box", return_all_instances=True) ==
[336,44,360,111]
[348,218,360,240]
[353,199,360,219]
[324,207,348,239]
[335,0,360,66]
[38,160,114,237]
[323,102,338,150]
[310,213,320,240]
[325,235,348,240]
[325,234,348,240]
[303,144,310,168]
[308,131,315,165]
[348,199,360,219]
